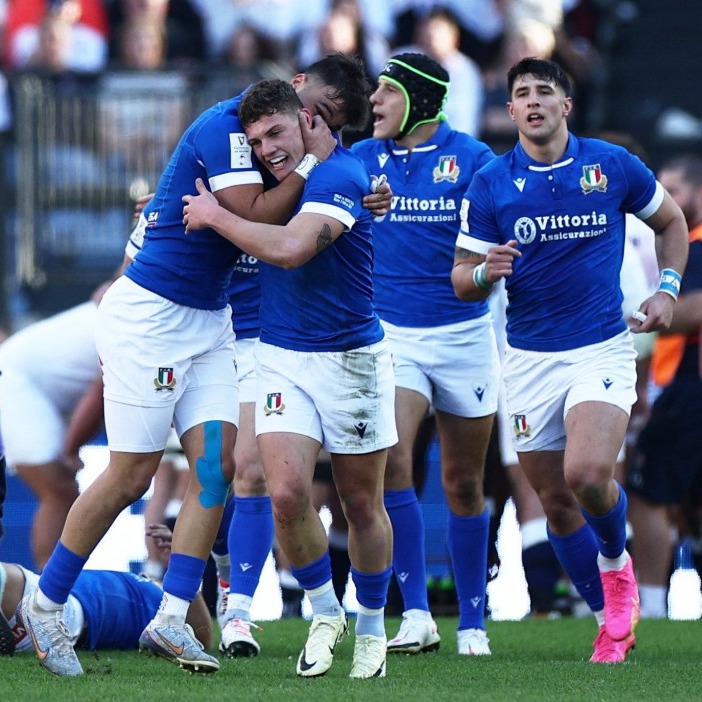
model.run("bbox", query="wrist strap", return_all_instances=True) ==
[657,268,682,301]
[472,262,493,291]
[294,153,321,181]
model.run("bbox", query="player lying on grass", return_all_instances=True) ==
[0,524,212,657]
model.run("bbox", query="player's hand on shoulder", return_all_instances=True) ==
[299,111,335,162]
[182,178,218,233]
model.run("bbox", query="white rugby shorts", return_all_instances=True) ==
[0,301,100,467]
[96,277,239,452]
[235,336,257,404]
[381,314,499,418]
[503,331,637,453]
[254,339,398,454]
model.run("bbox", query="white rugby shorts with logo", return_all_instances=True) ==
[254,339,398,453]
[381,314,499,418]
[96,276,239,453]
[503,330,637,453]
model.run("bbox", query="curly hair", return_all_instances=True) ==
[239,80,303,129]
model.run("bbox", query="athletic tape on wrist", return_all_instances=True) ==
[294,153,320,181]
[657,268,682,300]
[472,262,493,290]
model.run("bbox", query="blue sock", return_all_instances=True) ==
[448,508,489,630]
[38,541,88,605]
[212,495,236,558]
[547,523,604,612]
[291,551,333,591]
[163,553,207,602]
[522,541,562,612]
[581,483,628,560]
[352,567,392,637]
[384,488,429,612]
[291,552,339,616]
[228,495,274,597]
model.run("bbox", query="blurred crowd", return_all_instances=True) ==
[0,0,611,146]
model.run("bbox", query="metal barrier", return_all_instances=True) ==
[8,68,250,317]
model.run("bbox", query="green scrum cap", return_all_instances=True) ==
[378,52,450,137]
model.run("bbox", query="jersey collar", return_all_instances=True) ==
[513,132,579,171]
[389,121,452,156]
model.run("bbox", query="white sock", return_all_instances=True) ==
[155,592,189,622]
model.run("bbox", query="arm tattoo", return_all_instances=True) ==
[316,223,334,253]
[453,247,485,263]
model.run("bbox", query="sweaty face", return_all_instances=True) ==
[507,73,571,145]
[293,75,348,131]
[244,111,305,182]
[370,80,406,140]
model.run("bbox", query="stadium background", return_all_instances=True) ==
[0,0,700,618]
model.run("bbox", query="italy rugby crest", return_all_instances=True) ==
[154,367,176,391]
[580,163,607,193]
[433,155,460,183]
[263,392,285,415]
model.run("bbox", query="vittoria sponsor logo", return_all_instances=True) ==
[513,211,609,244]
[389,195,458,223]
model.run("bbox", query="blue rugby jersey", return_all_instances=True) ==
[352,121,494,327]
[457,134,662,352]
[258,146,384,352]
[126,92,261,310]
[72,571,163,650]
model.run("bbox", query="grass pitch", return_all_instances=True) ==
[1,616,700,701]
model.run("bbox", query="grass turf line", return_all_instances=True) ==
[1,616,700,701]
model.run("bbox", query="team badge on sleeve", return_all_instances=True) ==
[154,367,176,391]
[433,155,460,183]
[580,164,607,194]
[263,392,285,415]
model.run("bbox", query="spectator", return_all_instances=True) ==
[106,0,206,66]
[413,7,484,136]
[391,0,505,69]
[4,0,108,73]
[297,0,390,81]
[98,15,189,187]
[207,22,287,96]
[481,17,556,152]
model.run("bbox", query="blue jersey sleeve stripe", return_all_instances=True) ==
[455,233,492,255]
[299,202,356,230]
[209,170,263,192]
[635,181,664,220]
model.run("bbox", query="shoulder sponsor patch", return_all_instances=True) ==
[230,133,252,169]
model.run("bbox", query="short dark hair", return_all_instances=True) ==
[507,57,571,97]
[239,79,302,129]
[659,154,702,187]
[303,52,372,130]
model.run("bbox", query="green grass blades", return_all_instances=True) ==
[1,617,700,701]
